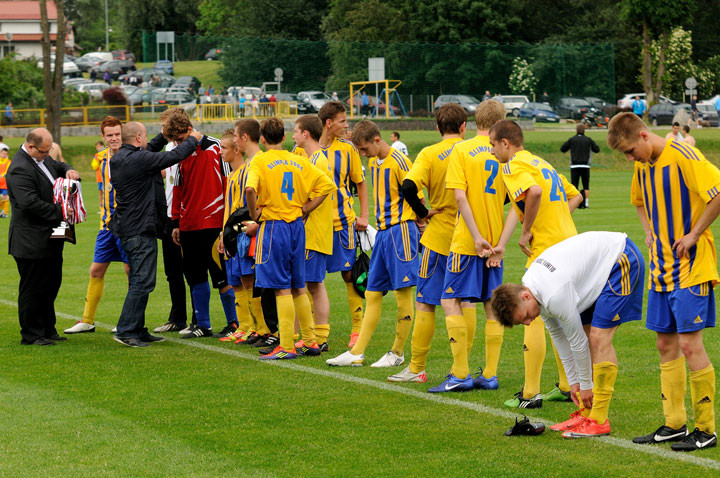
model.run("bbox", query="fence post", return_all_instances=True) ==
[83,107,88,125]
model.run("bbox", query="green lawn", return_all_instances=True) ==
[136,60,224,90]
[2,132,720,475]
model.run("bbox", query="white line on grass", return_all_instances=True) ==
[2,299,719,470]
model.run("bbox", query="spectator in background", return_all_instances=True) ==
[104,70,111,86]
[259,94,269,116]
[561,123,599,209]
[390,131,409,156]
[715,96,720,128]
[0,143,10,218]
[495,93,504,103]
[665,122,684,142]
[361,91,369,116]
[682,125,696,146]
[198,84,206,97]
[49,142,65,163]
[631,96,645,118]
[269,93,277,115]
[90,69,97,82]
[541,91,550,104]
[208,84,215,96]
[252,95,259,115]
[332,92,339,102]
[5,102,13,125]
[239,95,246,117]
[482,90,491,102]
[690,95,698,125]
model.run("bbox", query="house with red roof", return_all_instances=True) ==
[0,1,75,59]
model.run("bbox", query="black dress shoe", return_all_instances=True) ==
[47,334,67,342]
[113,336,150,348]
[140,333,165,343]
[21,337,55,346]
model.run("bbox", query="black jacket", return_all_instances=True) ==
[6,147,74,259]
[109,133,198,238]
[560,134,600,166]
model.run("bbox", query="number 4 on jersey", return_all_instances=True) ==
[281,171,295,200]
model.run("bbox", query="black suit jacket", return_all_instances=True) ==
[6,147,74,259]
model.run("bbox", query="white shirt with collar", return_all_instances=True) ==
[22,144,54,183]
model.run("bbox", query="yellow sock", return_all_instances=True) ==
[276,294,295,351]
[391,287,414,356]
[552,340,571,393]
[409,309,435,373]
[523,316,546,398]
[315,324,330,345]
[660,356,687,429]
[234,288,252,331]
[0,197,8,215]
[350,291,383,355]
[463,307,477,356]
[690,364,715,434]
[346,281,364,334]
[306,289,315,320]
[82,277,104,325]
[446,314,469,378]
[588,362,618,424]
[483,319,504,378]
[250,296,268,334]
[294,294,315,344]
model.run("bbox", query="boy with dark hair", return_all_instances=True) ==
[390,131,408,156]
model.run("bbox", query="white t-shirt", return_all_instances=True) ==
[164,141,177,218]
[522,231,627,390]
[391,140,408,156]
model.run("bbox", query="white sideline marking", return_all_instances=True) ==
[2,299,719,470]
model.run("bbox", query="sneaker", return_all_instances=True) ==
[633,424,688,444]
[326,350,364,366]
[318,342,329,353]
[297,342,322,357]
[254,334,279,349]
[234,330,257,345]
[562,418,611,438]
[671,427,718,452]
[181,324,213,339]
[543,383,573,402]
[259,346,297,360]
[428,374,474,393]
[111,327,117,333]
[113,336,150,348]
[220,329,245,342]
[178,326,193,336]
[212,323,238,339]
[370,351,405,368]
[153,322,185,333]
[295,339,306,349]
[387,366,427,383]
[348,332,359,348]
[140,333,165,343]
[550,410,587,432]
[472,368,499,390]
[504,390,543,409]
[244,332,263,345]
[64,321,95,334]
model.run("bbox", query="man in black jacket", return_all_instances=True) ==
[6,128,80,345]
[110,121,202,347]
[561,124,599,209]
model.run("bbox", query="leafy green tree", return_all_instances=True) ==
[0,56,45,108]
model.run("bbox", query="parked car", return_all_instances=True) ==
[228,86,262,99]
[555,97,593,119]
[65,78,92,90]
[648,103,691,126]
[164,91,196,105]
[205,48,223,61]
[432,94,480,113]
[617,93,676,110]
[126,86,155,106]
[502,95,530,116]
[154,60,174,75]
[699,95,720,107]
[346,94,400,116]
[91,59,136,80]
[516,102,560,122]
[298,91,331,113]
[111,50,136,62]
[174,76,202,94]
[37,55,81,77]
[697,103,719,126]
[583,97,608,110]
[76,82,111,100]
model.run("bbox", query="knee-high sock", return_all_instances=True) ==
[483,319,504,378]
[690,364,715,434]
[82,277,105,325]
[191,281,212,329]
[446,314,469,378]
[250,296,268,334]
[315,324,330,345]
[523,316,546,398]
[391,287,414,356]
[660,356,687,429]
[0,197,9,215]
[220,288,238,326]
[294,294,315,345]
[234,288,251,331]
[276,294,295,351]
[588,362,618,424]
[551,340,571,393]
[409,309,435,373]
[306,289,315,320]
[464,307,477,356]
[346,281,364,334]
[350,291,383,355]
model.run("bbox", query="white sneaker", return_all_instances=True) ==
[111,327,117,333]
[387,366,427,383]
[371,351,405,368]
[63,321,95,334]
[326,350,364,366]
[178,326,193,336]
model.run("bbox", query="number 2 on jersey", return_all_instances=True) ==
[281,171,295,200]
[541,168,567,202]
[484,160,499,194]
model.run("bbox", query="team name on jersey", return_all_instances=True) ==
[267,159,303,171]
[468,145,492,157]
[438,146,455,161]
[534,258,556,273]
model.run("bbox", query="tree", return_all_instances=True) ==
[508,57,537,96]
[39,0,67,143]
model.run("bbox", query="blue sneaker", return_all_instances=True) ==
[473,368,499,390]
[259,346,297,360]
[428,374,474,393]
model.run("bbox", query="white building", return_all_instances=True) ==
[0,1,59,59]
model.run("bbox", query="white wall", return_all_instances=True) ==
[0,20,57,35]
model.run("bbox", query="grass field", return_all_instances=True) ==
[2,130,720,475]
[135,61,224,90]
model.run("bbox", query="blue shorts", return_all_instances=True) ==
[93,229,128,264]
[326,223,356,273]
[416,246,447,306]
[441,252,503,302]
[236,233,256,276]
[0,188,8,195]
[254,219,305,290]
[225,253,252,286]
[591,238,645,329]
[305,249,328,283]
[367,221,419,292]
[647,282,716,333]
[97,182,103,191]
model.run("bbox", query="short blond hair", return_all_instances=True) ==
[607,112,648,151]
[475,100,507,130]
[351,120,381,144]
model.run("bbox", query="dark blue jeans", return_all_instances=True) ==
[116,234,157,339]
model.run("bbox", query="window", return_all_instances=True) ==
[1,44,15,58]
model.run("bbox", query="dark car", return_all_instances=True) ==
[154,60,174,76]
[112,50,136,62]
[275,92,309,114]
[205,48,223,61]
[165,91,196,105]
[91,59,135,80]
[516,102,561,123]
[555,97,593,119]
[433,94,480,113]
[696,104,719,127]
[174,76,201,94]
[648,103,678,126]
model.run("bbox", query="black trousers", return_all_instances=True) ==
[161,231,193,326]
[259,287,278,334]
[14,254,63,343]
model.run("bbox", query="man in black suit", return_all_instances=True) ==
[6,128,80,345]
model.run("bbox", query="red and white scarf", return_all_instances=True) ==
[52,178,87,225]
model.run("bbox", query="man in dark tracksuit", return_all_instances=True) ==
[561,124,599,209]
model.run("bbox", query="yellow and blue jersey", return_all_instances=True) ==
[322,137,365,231]
[369,147,418,230]
[446,135,507,256]
[405,137,462,256]
[223,153,259,227]
[96,148,115,231]
[306,150,336,255]
[246,149,335,223]
[292,145,307,158]
[631,140,720,291]
[502,150,579,267]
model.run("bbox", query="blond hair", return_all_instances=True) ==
[607,112,648,151]
[475,100,507,130]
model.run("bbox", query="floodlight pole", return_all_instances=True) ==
[104,0,109,51]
